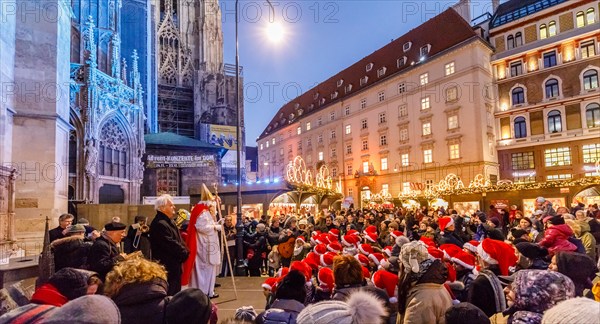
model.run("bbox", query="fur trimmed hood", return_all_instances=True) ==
[297,290,388,324]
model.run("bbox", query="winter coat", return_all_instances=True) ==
[247,232,267,269]
[48,226,66,243]
[268,248,281,269]
[30,284,69,307]
[50,236,92,271]
[256,298,305,324]
[538,224,577,255]
[570,220,597,260]
[467,266,504,317]
[437,231,464,248]
[111,278,169,324]
[267,227,282,247]
[398,283,453,324]
[88,235,124,280]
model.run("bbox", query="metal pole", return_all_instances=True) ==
[234,0,245,276]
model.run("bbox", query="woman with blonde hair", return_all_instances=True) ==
[104,257,170,324]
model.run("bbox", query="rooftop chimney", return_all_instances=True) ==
[452,0,472,24]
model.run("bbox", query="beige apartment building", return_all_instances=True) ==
[256,8,500,207]
[491,0,600,188]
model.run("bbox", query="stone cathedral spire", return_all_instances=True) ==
[199,0,224,74]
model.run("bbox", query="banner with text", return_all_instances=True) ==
[209,125,238,150]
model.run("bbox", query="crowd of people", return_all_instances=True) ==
[1,193,599,323]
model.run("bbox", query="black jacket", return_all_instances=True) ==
[49,226,66,243]
[149,212,189,273]
[88,235,123,280]
[112,278,169,324]
[437,231,464,248]
[50,236,92,271]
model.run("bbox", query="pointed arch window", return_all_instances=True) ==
[99,120,128,178]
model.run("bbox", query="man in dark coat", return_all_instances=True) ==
[49,213,74,243]
[88,222,127,281]
[150,194,189,296]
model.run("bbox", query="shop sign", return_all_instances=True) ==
[491,199,509,209]
[560,187,569,193]
[146,155,215,168]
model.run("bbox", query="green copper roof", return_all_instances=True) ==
[144,132,224,150]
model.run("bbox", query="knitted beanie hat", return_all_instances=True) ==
[542,297,600,324]
[400,241,430,273]
[234,306,257,322]
[165,288,212,324]
[48,268,94,301]
[296,290,387,324]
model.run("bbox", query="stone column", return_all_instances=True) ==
[11,0,71,253]
[0,0,16,166]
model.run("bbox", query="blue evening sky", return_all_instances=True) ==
[219,0,496,144]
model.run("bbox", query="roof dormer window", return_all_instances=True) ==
[297,109,304,116]
[320,98,326,105]
[403,42,412,52]
[397,56,407,68]
[377,67,387,78]
[345,84,353,94]
[337,79,344,87]
[366,63,374,72]
[360,76,369,86]
[294,103,300,109]
[420,44,431,57]
[313,92,320,100]
[331,91,339,100]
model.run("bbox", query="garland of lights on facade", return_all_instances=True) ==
[286,156,343,195]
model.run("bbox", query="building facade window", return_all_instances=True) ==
[583,70,598,90]
[512,87,525,105]
[586,103,600,128]
[421,97,430,110]
[423,149,433,163]
[362,161,369,173]
[331,148,337,157]
[511,152,535,170]
[344,106,350,116]
[587,8,596,24]
[331,130,336,139]
[362,140,369,151]
[400,127,409,141]
[420,73,429,85]
[379,112,387,124]
[330,112,336,121]
[361,119,368,130]
[543,51,557,68]
[548,21,556,37]
[545,147,571,166]
[399,105,408,117]
[331,168,337,177]
[510,61,523,77]
[539,24,547,39]
[381,158,388,171]
[514,171,536,184]
[545,78,560,98]
[318,134,323,143]
[547,174,572,181]
[547,110,562,133]
[515,32,523,46]
[297,126,301,135]
[156,169,179,196]
[422,122,432,136]
[381,183,389,195]
[360,98,367,109]
[379,135,387,146]
[402,182,410,194]
[347,165,353,176]
[582,143,600,163]
[507,35,514,49]
[577,11,586,27]
[378,91,385,102]
[398,82,406,94]
[445,62,455,76]
[581,40,596,59]
[449,144,460,159]
[306,122,311,131]
[448,115,458,129]
[401,153,409,166]
[318,151,324,160]
[446,87,458,102]
[514,116,527,138]
[345,125,351,134]
[346,144,352,154]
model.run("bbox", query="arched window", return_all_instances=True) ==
[576,11,585,27]
[587,8,595,24]
[512,87,525,105]
[507,35,515,50]
[545,78,560,98]
[514,117,527,138]
[583,70,599,90]
[539,24,547,39]
[515,32,523,47]
[586,103,600,128]
[548,21,557,37]
[547,110,562,133]
[99,119,128,178]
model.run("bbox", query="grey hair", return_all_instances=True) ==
[59,213,74,222]
[154,194,174,211]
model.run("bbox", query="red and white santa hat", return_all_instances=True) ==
[328,228,340,237]
[463,240,480,254]
[320,252,336,267]
[304,252,320,271]
[369,252,386,267]
[314,243,328,255]
[438,217,454,235]
[327,242,343,254]
[296,236,306,244]
[276,267,289,278]
[315,233,331,245]
[342,234,360,247]
[365,232,378,243]
[346,229,359,236]
[383,246,393,257]
[361,266,371,281]
[290,261,312,284]
[310,231,321,245]
[451,250,476,270]
[419,236,436,248]
[358,243,374,256]
[427,246,445,260]
[439,244,463,261]
[262,277,278,291]
[476,238,517,276]
[372,269,398,303]
[390,230,403,239]
[317,267,334,292]
[364,225,377,234]
[355,253,370,267]
[326,233,339,243]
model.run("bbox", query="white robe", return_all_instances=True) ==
[189,208,222,296]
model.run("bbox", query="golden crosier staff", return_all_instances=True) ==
[212,183,238,299]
